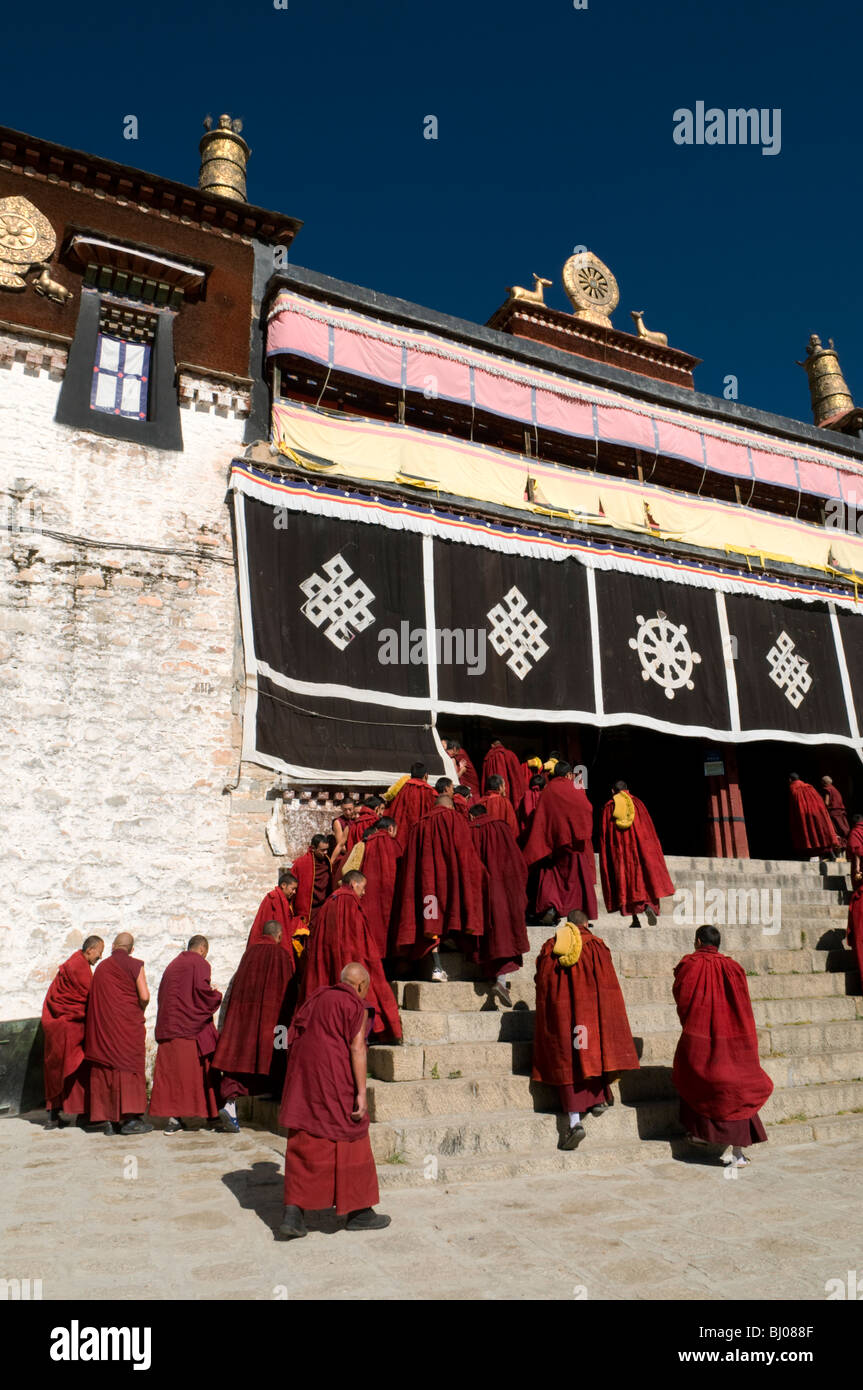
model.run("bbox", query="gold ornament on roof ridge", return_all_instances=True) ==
[562,249,619,326]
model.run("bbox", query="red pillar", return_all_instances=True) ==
[706,744,749,858]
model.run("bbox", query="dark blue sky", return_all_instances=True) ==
[6,0,860,423]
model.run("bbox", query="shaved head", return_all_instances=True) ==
[187,934,208,955]
[340,961,370,998]
[82,935,104,954]
[113,932,134,953]
[261,919,282,941]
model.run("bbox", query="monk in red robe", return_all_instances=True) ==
[247,870,306,956]
[453,785,472,817]
[212,920,296,1133]
[298,872,402,1041]
[292,834,332,929]
[84,932,151,1135]
[467,805,529,1004]
[333,797,384,878]
[340,817,402,959]
[148,935,222,1132]
[482,739,528,804]
[533,910,639,1150]
[41,935,104,1128]
[395,793,487,981]
[389,762,437,834]
[523,763,597,925]
[821,776,850,846]
[789,773,839,858]
[448,743,480,799]
[278,963,390,1238]
[475,774,520,836]
[673,924,773,1166]
[599,780,675,929]
[846,814,863,990]
[517,773,546,844]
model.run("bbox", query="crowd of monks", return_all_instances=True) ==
[38,742,863,1236]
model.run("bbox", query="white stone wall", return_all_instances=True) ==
[0,330,301,1032]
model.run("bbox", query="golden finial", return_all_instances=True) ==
[797,334,855,426]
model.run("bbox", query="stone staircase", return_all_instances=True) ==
[366,855,863,1188]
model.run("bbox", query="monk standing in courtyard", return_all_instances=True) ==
[532,910,639,1151]
[148,935,222,1133]
[672,924,772,1167]
[600,780,675,929]
[788,773,839,859]
[278,963,390,1238]
[41,935,104,1128]
[523,763,597,926]
[84,932,151,1135]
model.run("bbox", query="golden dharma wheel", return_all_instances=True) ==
[562,250,619,325]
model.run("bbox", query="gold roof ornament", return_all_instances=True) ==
[505,273,552,306]
[198,114,251,202]
[0,196,56,292]
[797,334,855,426]
[562,249,619,326]
[630,309,667,346]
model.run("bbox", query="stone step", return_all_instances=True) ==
[369,1096,681,1162]
[400,1008,534,1045]
[375,1112,863,1189]
[368,1039,533,1083]
[763,1018,863,1056]
[614,948,858,979]
[629,995,863,1030]
[367,1072,557,1123]
[762,1077,863,1123]
[617,1050,863,1102]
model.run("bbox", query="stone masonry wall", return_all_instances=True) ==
[0,328,346,1046]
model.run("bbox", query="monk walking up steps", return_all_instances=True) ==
[291,834,332,930]
[298,871,402,1042]
[468,803,529,1006]
[278,963,391,1239]
[148,935,222,1133]
[247,869,305,955]
[395,791,486,982]
[41,935,104,1128]
[599,780,674,928]
[672,924,773,1167]
[523,762,597,926]
[532,910,639,1151]
[83,932,151,1135]
[788,772,839,860]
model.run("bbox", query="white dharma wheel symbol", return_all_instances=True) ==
[628,611,701,700]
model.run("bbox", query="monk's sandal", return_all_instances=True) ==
[559,1123,586,1151]
[277,1205,308,1240]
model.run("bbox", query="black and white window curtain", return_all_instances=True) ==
[231,465,863,782]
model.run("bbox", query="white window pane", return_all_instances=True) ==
[121,376,142,414]
[94,372,117,409]
[124,343,145,377]
[98,336,121,371]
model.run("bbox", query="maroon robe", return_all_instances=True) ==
[452,750,480,799]
[468,817,529,976]
[395,803,487,956]
[280,983,379,1216]
[343,809,379,856]
[149,951,223,1119]
[299,887,402,1041]
[212,939,295,1093]
[517,785,543,845]
[823,785,850,842]
[523,779,597,919]
[247,888,301,956]
[356,832,402,958]
[389,778,437,834]
[453,795,471,818]
[292,851,331,927]
[789,779,838,854]
[84,951,147,1122]
[599,794,675,917]
[846,823,863,989]
[41,950,93,1113]
[532,930,639,1090]
[475,791,519,836]
[482,744,529,803]
[672,945,772,1145]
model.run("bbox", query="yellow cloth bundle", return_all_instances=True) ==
[612,791,636,829]
[552,923,583,968]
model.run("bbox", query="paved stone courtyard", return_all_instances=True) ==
[1,1115,860,1301]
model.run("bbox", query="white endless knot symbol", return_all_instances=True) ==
[486,586,549,681]
[299,553,375,651]
[628,611,701,700]
[766,631,812,708]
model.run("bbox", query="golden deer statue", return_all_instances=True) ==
[630,309,667,346]
[30,264,72,306]
[506,273,552,306]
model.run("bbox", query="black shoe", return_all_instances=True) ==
[629,916,643,928]
[119,1118,154,1135]
[45,1111,69,1130]
[539,908,558,926]
[276,1205,308,1240]
[645,906,658,925]
[89,1121,116,1135]
[588,1103,610,1117]
[490,981,512,1008]
[163,1118,184,1134]
[558,1123,587,1151]
[344,1207,392,1231]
